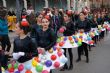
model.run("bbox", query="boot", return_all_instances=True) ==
[86,57,89,63]
[68,64,73,70]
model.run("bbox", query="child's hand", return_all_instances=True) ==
[5,51,10,55]
[12,53,20,60]
[18,52,25,56]
[37,47,45,54]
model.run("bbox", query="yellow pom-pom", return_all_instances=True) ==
[32,59,38,67]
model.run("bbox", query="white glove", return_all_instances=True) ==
[12,53,20,60]
[18,52,25,56]
[13,52,25,60]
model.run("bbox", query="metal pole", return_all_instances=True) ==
[16,0,21,22]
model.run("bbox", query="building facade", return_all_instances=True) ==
[0,0,92,12]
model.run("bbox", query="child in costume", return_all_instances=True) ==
[7,19,38,73]
[75,12,91,63]
[59,12,75,71]
[31,17,67,73]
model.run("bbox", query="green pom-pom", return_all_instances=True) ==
[36,65,43,72]
[8,64,12,69]
[14,63,18,69]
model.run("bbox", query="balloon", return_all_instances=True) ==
[79,33,83,36]
[32,60,38,67]
[75,40,78,43]
[75,38,78,43]
[15,71,20,73]
[53,47,56,51]
[25,70,32,73]
[68,36,72,41]
[57,48,61,52]
[49,48,53,53]
[8,64,12,69]
[14,63,18,69]
[51,55,57,61]
[57,51,62,57]
[21,21,29,26]
[64,37,67,41]
[60,37,64,40]
[70,40,74,44]
[87,37,91,41]
[36,65,43,72]
[1,67,5,72]
[8,67,14,72]
[45,60,52,67]
[25,64,31,70]
[42,70,49,73]
[78,41,82,46]
[54,62,60,68]
[78,38,82,42]
[107,27,110,31]
[57,38,61,43]
[34,57,40,63]
[59,28,64,33]
[18,64,24,71]
[59,42,64,47]
[89,40,94,44]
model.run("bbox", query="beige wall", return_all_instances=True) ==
[90,0,110,8]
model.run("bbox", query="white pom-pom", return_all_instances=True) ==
[22,19,26,21]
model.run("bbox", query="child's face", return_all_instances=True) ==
[37,14,43,23]
[64,14,69,22]
[79,13,85,20]
[15,23,22,35]
[41,18,50,28]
